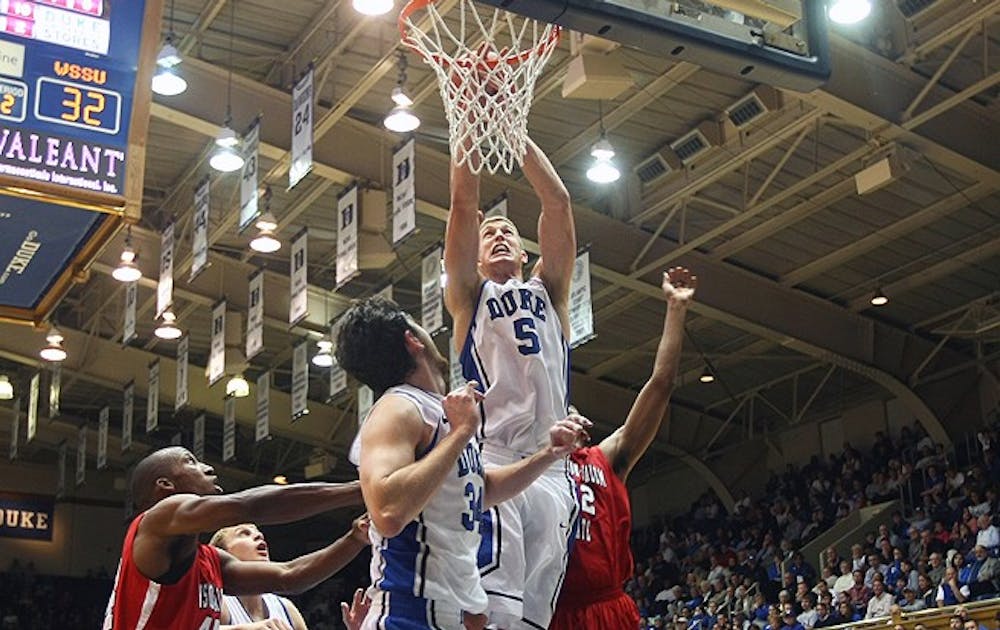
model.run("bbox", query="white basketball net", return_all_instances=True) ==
[400,0,560,174]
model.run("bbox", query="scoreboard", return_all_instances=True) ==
[0,0,161,324]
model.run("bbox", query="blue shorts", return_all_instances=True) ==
[362,590,469,630]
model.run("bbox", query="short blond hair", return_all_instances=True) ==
[209,525,242,550]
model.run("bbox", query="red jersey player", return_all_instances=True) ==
[103,446,366,630]
[552,266,695,630]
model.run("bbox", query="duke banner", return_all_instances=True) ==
[122,382,134,452]
[328,318,347,400]
[255,371,270,442]
[421,246,443,334]
[156,222,175,319]
[8,399,18,460]
[246,270,264,359]
[97,407,108,470]
[223,397,235,463]
[48,364,60,419]
[146,359,160,433]
[568,249,596,348]
[26,373,38,442]
[176,336,189,411]
[289,229,308,325]
[0,493,54,541]
[449,336,465,389]
[336,185,359,289]
[291,340,309,420]
[289,66,314,189]
[75,425,86,487]
[193,414,205,461]
[191,177,210,281]
[56,445,66,499]
[239,118,261,232]
[392,138,416,245]
[123,280,137,344]
[209,301,226,386]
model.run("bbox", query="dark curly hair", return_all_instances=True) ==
[335,296,416,395]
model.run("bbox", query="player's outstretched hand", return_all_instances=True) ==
[244,619,292,630]
[443,381,484,438]
[663,266,697,303]
[350,513,371,545]
[548,414,592,457]
[340,588,371,630]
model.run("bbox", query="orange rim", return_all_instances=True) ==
[399,0,561,68]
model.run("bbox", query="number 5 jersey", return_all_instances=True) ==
[460,277,570,457]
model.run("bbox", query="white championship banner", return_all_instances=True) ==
[348,385,375,466]
[191,177,210,281]
[8,400,18,460]
[176,335,189,411]
[239,118,261,232]
[26,373,38,442]
[75,425,86,486]
[223,397,236,463]
[123,280,137,344]
[375,284,393,302]
[256,371,270,442]
[392,137,416,245]
[449,336,465,389]
[97,407,108,470]
[122,381,134,452]
[208,300,226,386]
[568,249,596,349]
[329,318,347,400]
[246,270,264,359]
[146,359,160,433]
[289,229,309,325]
[156,222,175,319]
[336,185,359,288]
[291,340,309,420]
[193,414,206,461]
[289,66,313,189]
[56,443,66,499]
[48,364,60,419]
[421,246,444,334]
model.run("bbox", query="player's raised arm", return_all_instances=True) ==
[523,137,575,316]
[219,515,371,597]
[598,267,696,480]
[445,158,484,347]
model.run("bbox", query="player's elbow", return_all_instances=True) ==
[647,373,676,395]
[372,509,406,539]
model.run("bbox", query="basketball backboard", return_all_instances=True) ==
[474,0,831,92]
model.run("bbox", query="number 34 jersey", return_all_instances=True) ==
[461,277,570,457]
[367,384,489,615]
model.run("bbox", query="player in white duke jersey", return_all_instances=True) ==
[446,136,578,629]
[334,297,589,630]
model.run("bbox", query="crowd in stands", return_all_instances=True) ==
[0,561,109,629]
[628,422,1000,630]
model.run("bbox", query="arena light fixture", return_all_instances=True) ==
[828,0,872,24]
[384,52,420,133]
[273,475,289,485]
[586,136,621,184]
[211,0,245,173]
[226,373,250,398]
[312,339,335,368]
[40,326,67,363]
[151,1,187,96]
[112,229,142,283]
[870,289,889,307]
[353,0,393,16]
[699,368,715,384]
[249,211,281,254]
[0,375,13,401]
[154,310,183,340]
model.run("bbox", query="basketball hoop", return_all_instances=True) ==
[400,0,560,174]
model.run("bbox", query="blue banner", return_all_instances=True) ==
[0,492,54,541]
[0,192,105,308]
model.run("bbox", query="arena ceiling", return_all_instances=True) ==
[0,0,997,500]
